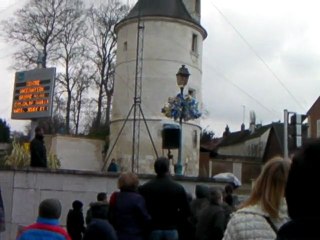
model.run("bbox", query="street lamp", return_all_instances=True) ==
[175,65,190,175]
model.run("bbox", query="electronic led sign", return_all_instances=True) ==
[11,68,56,119]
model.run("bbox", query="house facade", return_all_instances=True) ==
[307,96,320,138]
[207,123,296,183]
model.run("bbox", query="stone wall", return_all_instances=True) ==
[0,168,249,240]
[47,135,105,171]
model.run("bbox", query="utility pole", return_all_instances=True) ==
[284,109,304,160]
[284,109,288,160]
[101,4,158,172]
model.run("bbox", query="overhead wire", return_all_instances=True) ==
[114,31,279,122]
[204,62,280,117]
[208,0,306,111]
[138,26,281,118]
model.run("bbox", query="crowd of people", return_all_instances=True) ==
[15,139,320,240]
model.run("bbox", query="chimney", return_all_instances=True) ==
[249,111,256,134]
[241,123,245,131]
[223,125,230,137]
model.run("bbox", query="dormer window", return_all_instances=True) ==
[195,0,200,14]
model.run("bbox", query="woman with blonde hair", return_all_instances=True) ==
[223,157,291,240]
[109,172,151,240]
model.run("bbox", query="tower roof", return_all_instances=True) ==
[126,0,193,21]
[120,0,206,37]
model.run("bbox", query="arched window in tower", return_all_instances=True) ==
[195,0,200,14]
[123,41,128,51]
[193,130,198,148]
[191,34,198,53]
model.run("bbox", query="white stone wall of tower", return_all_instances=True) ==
[109,18,204,176]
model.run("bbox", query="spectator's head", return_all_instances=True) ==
[35,126,44,137]
[154,157,169,177]
[242,157,291,218]
[286,139,320,220]
[225,184,234,195]
[38,198,61,219]
[118,172,139,192]
[72,200,83,210]
[208,187,223,205]
[97,192,107,202]
[195,184,209,199]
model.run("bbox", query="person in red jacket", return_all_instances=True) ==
[17,198,71,240]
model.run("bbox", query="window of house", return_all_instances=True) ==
[191,34,198,53]
[195,0,200,14]
[123,41,127,51]
[317,119,320,137]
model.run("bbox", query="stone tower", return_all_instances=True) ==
[109,0,207,175]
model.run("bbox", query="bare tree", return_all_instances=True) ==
[70,66,92,134]
[86,1,129,130]
[55,0,89,134]
[1,0,67,69]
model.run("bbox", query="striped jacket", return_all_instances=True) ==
[17,217,71,240]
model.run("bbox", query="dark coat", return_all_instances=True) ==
[276,219,320,240]
[109,191,151,240]
[0,189,4,232]
[195,204,226,240]
[30,135,47,167]
[83,218,117,240]
[67,209,86,240]
[139,175,191,230]
[86,202,109,225]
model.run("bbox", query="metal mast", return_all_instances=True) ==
[101,2,158,172]
[131,9,144,173]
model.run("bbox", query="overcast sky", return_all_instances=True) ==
[0,0,319,136]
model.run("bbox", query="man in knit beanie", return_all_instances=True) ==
[17,198,71,240]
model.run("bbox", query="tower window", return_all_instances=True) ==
[193,130,198,148]
[195,0,200,14]
[191,34,198,53]
[123,41,127,51]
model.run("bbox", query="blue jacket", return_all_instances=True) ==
[17,217,70,240]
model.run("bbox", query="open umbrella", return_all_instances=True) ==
[212,172,241,188]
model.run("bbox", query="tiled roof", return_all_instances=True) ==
[218,123,280,147]
[118,0,207,37]
[125,0,195,22]
[307,96,320,114]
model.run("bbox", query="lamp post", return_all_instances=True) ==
[175,65,190,175]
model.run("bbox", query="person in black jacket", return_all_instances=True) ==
[30,126,47,167]
[277,139,320,240]
[139,157,191,240]
[83,202,117,240]
[67,200,86,240]
[195,187,226,240]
